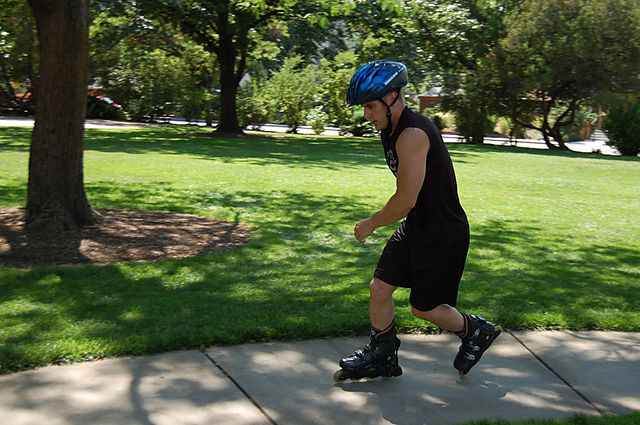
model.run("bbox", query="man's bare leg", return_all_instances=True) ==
[335,277,402,382]
[369,277,397,330]
[411,304,465,333]
[412,304,501,375]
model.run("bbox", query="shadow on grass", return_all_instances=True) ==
[0,181,26,207]
[78,129,514,167]
[0,181,639,373]
[3,126,638,167]
[0,127,31,152]
[449,141,640,163]
[0,184,380,372]
[460,219,640,329]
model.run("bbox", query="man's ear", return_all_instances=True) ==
[385,90,399,104]
[385,90,395,103]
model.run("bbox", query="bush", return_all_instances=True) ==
[432,114,445,130]
[344,110,376,137]
[237,79,274,129]
[605,97,640,156]
[269,56,319,133]
[306,106,327,135]
[86,95,126,120]
[494,116,525,139]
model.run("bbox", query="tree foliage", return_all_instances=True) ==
[90,8,218,124]
[269,56,319,133]
[320,51,357,131]
[410,0,521,143]
[237,75,275,129]
[136,0,307,133]
[494,0,640,148]
[605,96,640,156]
[0,0,37,114]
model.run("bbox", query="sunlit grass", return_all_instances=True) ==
[0,125,638,372]
[463,413,640,425]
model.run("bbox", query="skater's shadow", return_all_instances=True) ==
[336,375,508,425]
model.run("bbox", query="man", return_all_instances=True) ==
[334,60,501,382]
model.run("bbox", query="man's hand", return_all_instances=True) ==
[354,218,375,243]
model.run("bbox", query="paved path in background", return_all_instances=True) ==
[1,116,621,155]
[0,116,159,130]
[1,331,638,425]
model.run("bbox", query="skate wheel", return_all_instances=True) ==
[333,369,346,383]
[458,369,467,378]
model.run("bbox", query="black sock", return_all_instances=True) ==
[454,314,469,339]
[372,319,396,338]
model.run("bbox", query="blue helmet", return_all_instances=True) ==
[346,60,408,106]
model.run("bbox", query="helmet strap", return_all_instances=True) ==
[381,89,400,137]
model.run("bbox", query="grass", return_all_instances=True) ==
[0,125,638,373]
[462,413,640,425]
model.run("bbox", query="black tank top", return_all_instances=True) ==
[382,107,469,237]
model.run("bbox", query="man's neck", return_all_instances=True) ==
[389,103,406,134]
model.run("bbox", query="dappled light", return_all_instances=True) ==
[0,207,249,267]
[0,126,638,374]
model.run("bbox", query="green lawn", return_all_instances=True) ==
[0,126,638,373]
[463,413,640,425]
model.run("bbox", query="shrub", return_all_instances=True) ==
[306,106,328,135]
[237,79,274,130]
[432,114,445,130]
[345,110,376,137]
[86,95,126,120]
[605,97,640,156]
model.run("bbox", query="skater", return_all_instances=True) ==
[334,60,501,382]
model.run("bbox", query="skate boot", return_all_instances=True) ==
[334,323,402,383]
[454,314,501,376]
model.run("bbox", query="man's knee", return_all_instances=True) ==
[411,306,426,319]
[369,277,396,300]
[411,305,439,320]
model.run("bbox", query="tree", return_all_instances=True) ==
[494,0,640,149]
[269,56,319,133]
[108,47,203,122]
[26,0,94,230]
[410,0,521,144]
[138,0,307,134]
[320,51,357,132]
[0,0,37,114]
[604,96,640,156]
[90,8,219,125]
[237,75,275,129]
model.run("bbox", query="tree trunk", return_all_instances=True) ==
[26,0,94,231]
[541,110,570,150]
[548,127,567,150]
[216,34,242,134]
[540,101,560,150]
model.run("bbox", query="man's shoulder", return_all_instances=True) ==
[397,127,430,155]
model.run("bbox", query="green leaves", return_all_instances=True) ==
[493,0,640,147]
[268,56,320,132]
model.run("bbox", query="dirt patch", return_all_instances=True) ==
[0,207,250,268]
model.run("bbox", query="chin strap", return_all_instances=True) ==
[381,89,400,138]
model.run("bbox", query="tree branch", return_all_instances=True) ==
[554,98,578,128]
[416,17,477,71]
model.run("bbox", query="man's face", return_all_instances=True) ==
[362,92,395,130]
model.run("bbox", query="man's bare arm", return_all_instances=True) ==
[354,128,430,242]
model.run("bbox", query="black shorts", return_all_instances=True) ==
[374,221,469,312]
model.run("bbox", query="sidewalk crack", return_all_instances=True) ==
[506,330,604,415]
[201,350,279,425]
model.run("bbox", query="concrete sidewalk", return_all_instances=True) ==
[1,331,638,425]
